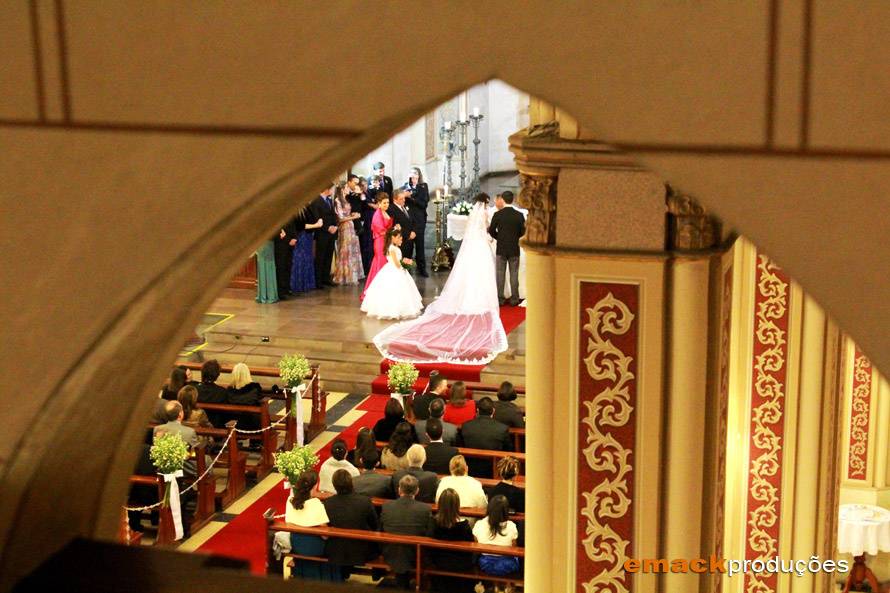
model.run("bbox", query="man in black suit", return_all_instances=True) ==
[352,452,392,498]
[488,191,526,306]
[412,372,447,421]
[322,470,379,580]
[380,475,433,589]
[423,418,459,475]
[345,174,365,237]
[460,397,513,478]
[493,381,525,428]
[367,161,394,204]
[402,167,430,277]
[416,398,459,446]
[195,359,228,426]
[273,218,298,300]
[388,188,415,261]
[310,184,339,288]
[390,445,438,503]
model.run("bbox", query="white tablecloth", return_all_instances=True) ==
[838,504,890,556]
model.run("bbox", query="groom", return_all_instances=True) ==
[487,191,525,306]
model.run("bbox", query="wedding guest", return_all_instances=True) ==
[472,495,520,577]
[322,470,379,581]
[390,444,438,503]
[403,166,430,277]
[159,367,187,401]
[352,451,392,498]
[358,176,376,275]
[381,421,416,471]
[493,381,525,428]
[435,455,487,508]
[284,471,336,581]
[290,205,324,294]
[487,456,524,513]
[318,439,360,494]
[310,184,340,288]
[373,397,408,442]
[460,397,513,478]
[361,193,393,299]
[255,236,278,304]
[360,229,423,320]
[226,362,262,431]
[274,216,298,300]
[388,188,415,263]
[429,488,475,593]
[422,418,459,475]
[196,360,228,427]
[443,381,476,427]
[345,174,365,235]
[380,475,433,590]
[177,385,214,434]
[416,398,458,446]
[367,162,394,204]
[333,182,364,285]
[348,427,379,469]
[488,190,525,306]
[413,372,447,421]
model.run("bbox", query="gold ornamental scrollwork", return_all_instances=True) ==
[745,255,789,593]
[848,352,872,480]
[580,292,635,593]
[517,172,557,247]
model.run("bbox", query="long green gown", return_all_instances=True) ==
[255,240,279,304]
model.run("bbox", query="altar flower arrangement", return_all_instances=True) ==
[450,201,472,216]
[279,353,311,388]
[275,445,319,487]
[150,433,190,506]
[388,362,419,395]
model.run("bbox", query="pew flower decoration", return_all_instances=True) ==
[150,433,189,507]
[279,353,311,388]
[387,362,419,395]
[450,201,472,216]
[275,445,319,488]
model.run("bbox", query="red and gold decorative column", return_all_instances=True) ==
[846,347,874,482]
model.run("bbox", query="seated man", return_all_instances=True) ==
[415,398,459,446]
[390,444,438,503]
[352,451,392,498]
[322,470,379,581]
[153,400,199,477]
[380,475,433,590]
[459,397,512,478]
[423,418,459,476]
[412,372,447,421]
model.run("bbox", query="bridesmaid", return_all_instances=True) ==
[255,237,279,303]
[332,183,364,285]
[361,193,393,300]
[290,205,324,294]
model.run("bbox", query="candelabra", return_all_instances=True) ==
[454,120,470,202]
[468,112,484,198]
[439,123,455,190]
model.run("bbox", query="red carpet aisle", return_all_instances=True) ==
[196,397,385,574]
[371,305,526,395]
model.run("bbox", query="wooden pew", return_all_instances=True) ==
[265,512,524,591]
[178,361,327,445]
[376,442,526,477]
[196,398,275,480]
[371,468,524,489]
[126,475,173,545]
[509,427,525,452]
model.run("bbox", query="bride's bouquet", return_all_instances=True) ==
[450,201,472,216]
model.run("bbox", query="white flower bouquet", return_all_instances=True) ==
[275,445,319,487]
[387,362,419,395]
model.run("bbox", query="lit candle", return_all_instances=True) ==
[444,121,451,130]
[472,107,480,118]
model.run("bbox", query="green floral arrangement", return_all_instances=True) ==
[279,353,311,388]
[150,433,190,507]
[275,445,319,486]
[450,201,471,215]
[387,362,419,395]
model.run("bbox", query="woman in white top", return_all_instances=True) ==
[317,439,360,493]
[435,455,487,509]
[472,494,520,576]
[282,471,337,580]
[361,228,423,320]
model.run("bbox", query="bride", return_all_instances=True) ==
[372,192,507,365]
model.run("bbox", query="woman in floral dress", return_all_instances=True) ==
[332,183,364,285]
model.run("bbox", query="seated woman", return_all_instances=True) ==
[472,495,520,577]
[317,439,360,494]
[443,381,476,427]
[487,456,524,514]
[347,427,379,469]
[159,367,187,401]
[380,421,415,472]
[282,471,336,581]
[435,455,487,509]
[177,385,213,447]
[429,488,475,593]
[226,362,262,431]
[373,398,414,442]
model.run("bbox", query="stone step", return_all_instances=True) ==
[205,329,377,355]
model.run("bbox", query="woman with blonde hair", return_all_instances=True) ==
[226,362,263,430]
[435,454,487,508]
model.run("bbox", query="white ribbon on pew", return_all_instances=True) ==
[292,383,308,447]
[162,470,185,541]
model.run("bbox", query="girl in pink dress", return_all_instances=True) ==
[361,194,393,300]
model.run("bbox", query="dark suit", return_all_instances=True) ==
[196,382,229,427]
[346,190,364,235]
[388,202,415,261]
[488,206,526,305]
[367,174,394,203]
[493,400,525,428]
[353,471,393,498]
[460,415,513,478]
[423,442,459,475]
[322,493,379,567]
[404,181,429,273]
[310,195,339,286]
[412,391,436,421]
[380,497,433,575]
[273,219,298,298]
[391,467,438,503]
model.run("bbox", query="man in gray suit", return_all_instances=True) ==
[380,475,433,589]
[352,452,392,498]
[153,400,199,476]
[414,398,458,446]
[390,445,438,503]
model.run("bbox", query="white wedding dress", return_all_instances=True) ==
[372,202,508,365]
